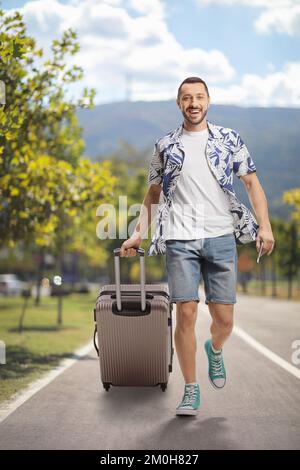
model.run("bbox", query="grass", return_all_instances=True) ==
[237,279,300,301]
[0,292,97,403]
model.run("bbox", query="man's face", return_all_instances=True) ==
[177,83,210,126]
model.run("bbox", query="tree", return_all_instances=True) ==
[271,218,299,299]
[0,9,95,246]
[282,189,300,298]
[0,9,117,320]
[97,153,166,286]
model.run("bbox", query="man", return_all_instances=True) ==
[120,77,275,416]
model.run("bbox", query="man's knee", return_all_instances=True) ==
[176,301,198,330]
[214,315,234,333]
[209,303,234,332]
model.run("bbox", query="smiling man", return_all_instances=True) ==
[120,76,275,417]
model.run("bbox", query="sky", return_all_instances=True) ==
[2,0,300,107]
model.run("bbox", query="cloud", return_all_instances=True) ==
[127,0,165,17]
[196,0,300,36]
[5,0,300,107]
[255,4,300,36]
[5,0,235,103]
[211,62,300,107]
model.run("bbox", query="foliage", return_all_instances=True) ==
[0,8,116,271]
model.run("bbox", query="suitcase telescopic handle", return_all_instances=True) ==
[113,247,146,312]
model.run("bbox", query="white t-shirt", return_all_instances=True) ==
[163,127,235,240]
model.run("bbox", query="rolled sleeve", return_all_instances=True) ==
[232,132,256,178]
[147,142,164,186]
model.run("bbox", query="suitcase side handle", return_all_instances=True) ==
[93,324,99,356]
[113,247,146,312]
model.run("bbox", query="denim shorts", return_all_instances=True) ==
[165,233,238,305]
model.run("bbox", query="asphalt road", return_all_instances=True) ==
[0,290,299,450]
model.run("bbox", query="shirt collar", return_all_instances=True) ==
[170,119,216,145]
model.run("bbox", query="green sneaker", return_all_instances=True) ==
[204,339,226,389]
[176,383,200,416]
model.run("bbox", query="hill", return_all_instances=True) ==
[77,101,300,219]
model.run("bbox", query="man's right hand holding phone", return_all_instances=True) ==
[255,224,275,264]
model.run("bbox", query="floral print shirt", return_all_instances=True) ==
[147,120,259,256]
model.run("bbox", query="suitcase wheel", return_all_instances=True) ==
[160,383,167,392]
[103,382,111,392]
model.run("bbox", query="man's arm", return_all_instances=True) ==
[240,172,275,256]
[120,184,161,257]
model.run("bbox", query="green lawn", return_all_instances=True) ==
[237,279,300,301]
[0,292,97,403]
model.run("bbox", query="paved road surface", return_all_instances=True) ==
[0,290,299,450]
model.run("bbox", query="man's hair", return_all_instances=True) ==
[177,77,210,100]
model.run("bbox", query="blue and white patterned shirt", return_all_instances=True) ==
[147,120,259,256]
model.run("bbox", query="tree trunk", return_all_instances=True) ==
[57,294,63,325]
[260,262,266,296]
[271,251,277,298]
[287,272,293,299]
[56,249,64,325]
[35,246,45,306]
[19,294,30,333]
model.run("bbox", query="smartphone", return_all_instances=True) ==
[257,242,264,264]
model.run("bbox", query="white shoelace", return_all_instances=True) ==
[181,386,198,406]
[211,354,223,376]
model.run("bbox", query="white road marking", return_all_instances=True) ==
[233,325,300,379]
[0,341,94,424]
[202,306,300,380]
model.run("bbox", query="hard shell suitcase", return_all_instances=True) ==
[93,247,174,392]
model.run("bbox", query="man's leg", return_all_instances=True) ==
[201,233,237,389]
[165,240,202,414]
[175,299,201,416]
[207,302,234,351]
[174,300,199,384]
[204,302,234,389]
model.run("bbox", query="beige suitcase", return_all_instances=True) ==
[93,248,174,391]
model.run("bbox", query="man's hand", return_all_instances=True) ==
[256,225,275,256]
[120,234,142,257]
[240,173,275,257]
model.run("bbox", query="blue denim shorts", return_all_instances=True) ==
[165,233,238,305]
